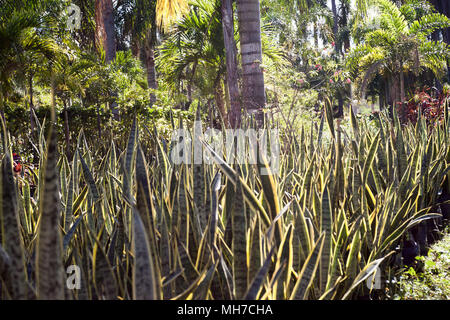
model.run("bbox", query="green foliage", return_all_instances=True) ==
[396,232,450,300]
[347,0,450,100]
[0,104,449,300]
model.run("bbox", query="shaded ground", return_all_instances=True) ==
[395,230,450,300]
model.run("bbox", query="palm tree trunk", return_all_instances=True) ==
[144,28,158,105]
[222,0,241,128]
[95,0,116,62]
[145,45,157,90]
[236,0,265,126]
[95,0,119,120]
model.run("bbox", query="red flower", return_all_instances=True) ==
[329,79,334,83]
[14,163,22,173]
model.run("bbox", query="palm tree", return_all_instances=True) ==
[0,0,59,121]
[347,0,450,118]
[117,0,189,100]
[236,0,266,126]
[157,0,227,122]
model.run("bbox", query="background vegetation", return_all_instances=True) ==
[0,0,450,300]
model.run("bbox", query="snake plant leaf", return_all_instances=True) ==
[244,246,276,300]
[0,154,28,299]
[209,172,221,247]
[290,232,325,300]
[362,132,380,183]
[79,152,102,228]
[64,174,74,233]
[193,261,218,300]
[203,141,271,226]
[232,176,248,299]
[320,185,332,292]
[36,126,65,300]
[342,257,386,300]
[132,207,157,300]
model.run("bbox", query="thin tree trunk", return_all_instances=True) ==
[63,100,70,158]
[29,71,34,134]
[222,0,241,128]
[186,61,198,109]
[236,0,266,127]
[97,104,102,139]
[0,93,5,123]
[331,0,339,51]
[342,4,350,53]
[400,65,405,121]
[313,20,319,48]
[214,80,227,128]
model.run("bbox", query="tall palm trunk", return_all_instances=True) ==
[236,0,265,126]
[145,44,157,90]
[222,0,241,128]
[144,28,158,105]
[95,0,116,62]
[95,0,119,120]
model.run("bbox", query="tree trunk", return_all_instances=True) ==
[95,0,116,62]
[222,0,241,128]
[331,0,339,51]
[400,66,405,121]
[97,104,102,139]
[145,43,157,90]
[341,3,350,53]
[214,80,227,128]
[0,92,5,123]
[131,36,140,58]
[29,71,34,134]
[144,28,158,105]
[63,100,71,158]
[388,74,400,117]
[236,0,266,127]
[313,20,319,48]
[95,0,119,119]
